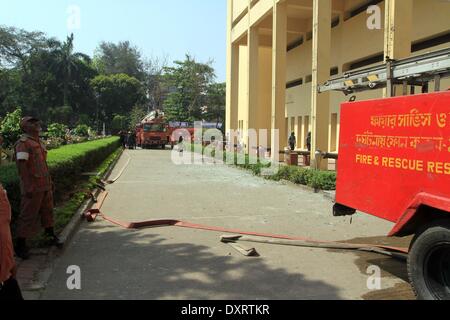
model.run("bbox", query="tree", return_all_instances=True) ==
[0,30,98,125]
[47,105,73,125]
[94,41,146,81]
[143,55,168,111]
[0,26,48,69]
[205,82,225,126]
[129,105,147,129]
[163,91,188,122]
[52,33,92,106]
[163,55,215,122]
[90,74,146,128]
[0,26,59,120]
[111,115,129,134]
[0,68,21,115]
[77,114,92,126]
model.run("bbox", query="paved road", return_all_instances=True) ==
[41,149,414,300]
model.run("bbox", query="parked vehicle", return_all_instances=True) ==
[320,48,450,300]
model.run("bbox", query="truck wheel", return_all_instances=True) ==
[408,220,450,300]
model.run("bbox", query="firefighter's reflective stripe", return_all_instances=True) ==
[16,152,30,161]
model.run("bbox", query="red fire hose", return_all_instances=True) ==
[83,151,409,259]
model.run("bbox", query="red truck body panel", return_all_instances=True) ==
[140,119,172,146]
[336,92,450,234]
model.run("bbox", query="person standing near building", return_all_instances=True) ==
[119,131,127,148]
[127,131,136,150]
[0,135,23,300]
[288,132,296,151]
[14,117,63,260]
[306,132,312,152]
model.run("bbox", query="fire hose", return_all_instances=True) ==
[83,151,409,260]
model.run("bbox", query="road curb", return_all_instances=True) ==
[58,147,125,248]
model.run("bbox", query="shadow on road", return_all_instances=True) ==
[43,222,343,300]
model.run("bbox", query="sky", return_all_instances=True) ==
[0,0,227,81]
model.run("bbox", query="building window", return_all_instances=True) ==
[343,53,384,72]
[286,78,303,89]
[305,75,313,83]
[331,16,340,28]
[330,67,339,76]
[344,0,383,21]
[412,32,450,52]
[287,37,304,52]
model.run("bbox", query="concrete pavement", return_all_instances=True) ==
[40,149,414,300]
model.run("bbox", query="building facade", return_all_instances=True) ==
[226,0,450,168]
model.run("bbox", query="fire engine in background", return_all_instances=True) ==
[140,113,171,149]
[320,48,450,300]
[137,111,223,149]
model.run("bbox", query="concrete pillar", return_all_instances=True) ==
[384,0,413,97]
[227,45,240,133]
[271,0,287,163]
[226,0,239,135]
[247,26,259,145]
[311,0,331,170]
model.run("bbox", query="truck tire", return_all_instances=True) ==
[408,220,450,300]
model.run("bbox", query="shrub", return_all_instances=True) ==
[188,143,337,190]
[47,123,68,139]
[263,165,336,190]
[306,170,336,191]
[73,124,91,137]
[112,115,129,134]
[48,106,73,125]
[268,165,297,181]
[0,108,22,148]
[0,137,121,220]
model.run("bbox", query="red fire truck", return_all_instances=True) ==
[138,112,198,149]
[319,48,450,300]
[140,115,172,149]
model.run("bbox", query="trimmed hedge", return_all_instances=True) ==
[267,165,336,191]
[0,137,120,219]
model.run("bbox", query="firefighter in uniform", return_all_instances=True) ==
[14,117,63,260]
[0,135,23,300]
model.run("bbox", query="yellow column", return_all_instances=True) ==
[271,0,287,163]
[247,26,259,144]
[311,0,331,170]
[226,0,239,134]
[384,0,413,97]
